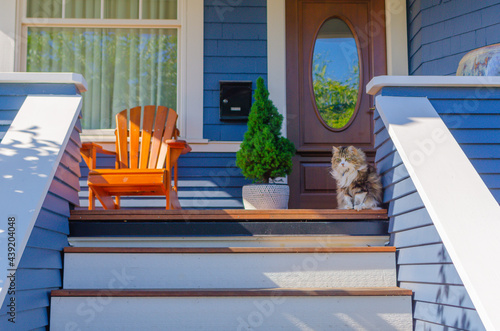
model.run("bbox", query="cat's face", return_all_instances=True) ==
[331,146,366,171]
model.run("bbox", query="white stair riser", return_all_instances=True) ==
[50,296,412,331]
[63,252,397,289]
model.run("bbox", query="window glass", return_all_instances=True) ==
[312,18,360,129]
[26,0,179,19]
[65,0,101,19]
[27,27,178,129]
[142,0,177,19]
[27,0,62,18]
[104,0,139,19]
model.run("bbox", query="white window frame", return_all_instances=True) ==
[17,0,205,143]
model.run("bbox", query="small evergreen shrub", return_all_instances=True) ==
[236,77,296,184]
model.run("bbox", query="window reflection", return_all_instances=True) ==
[312,18,359,129]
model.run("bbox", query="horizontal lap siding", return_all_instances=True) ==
[374,110,486,330]
[0,123,82,330]
[408,0,500,75]
[204,0,267,141]
[78,152,250,209]
[429,97,500,206]
[0,95,26,142]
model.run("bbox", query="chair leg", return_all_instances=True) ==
[170,190,182,209]
[88,188,95,210]
[93,187,119,209]
[166,168,172,210]
[165,187,171,210]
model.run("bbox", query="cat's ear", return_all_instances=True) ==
[332,146,339,154]
[348,146,357,154]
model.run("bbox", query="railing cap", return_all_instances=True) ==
[367,75,500,95]
[0,72,87,93]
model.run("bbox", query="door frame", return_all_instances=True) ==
[282,0,403,208]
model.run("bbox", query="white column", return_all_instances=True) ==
[267,0,287,136]
[385,0,409,75]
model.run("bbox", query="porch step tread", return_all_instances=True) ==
[52,287,412,297]
[69,209,388,221]
[63,246,395,254]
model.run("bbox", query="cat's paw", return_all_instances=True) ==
[341,198,354,209]
[353,204,365,211]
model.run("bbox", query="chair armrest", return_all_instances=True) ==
[165,139,192,155]
[81,142,117,170]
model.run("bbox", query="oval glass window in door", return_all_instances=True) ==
[312,18,360,129]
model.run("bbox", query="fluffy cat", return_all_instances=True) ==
[330,146,382,210]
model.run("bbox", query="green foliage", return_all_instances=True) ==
[312,60,358,129]
[236,78,296,184]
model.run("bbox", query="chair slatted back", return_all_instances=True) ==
[115,106,178,170]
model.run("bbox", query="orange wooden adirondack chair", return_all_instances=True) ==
[80,106,191,210]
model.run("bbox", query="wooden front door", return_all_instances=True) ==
[286,0,386,208]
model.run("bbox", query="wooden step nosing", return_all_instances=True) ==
[70,209,388,215]
[63,246,396,254]
[52,287,412,298]
[69,209,388,221]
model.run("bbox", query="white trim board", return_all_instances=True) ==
[0,0,16,72]
[385,0,408,75]
[267,0,287,136]
[375,95,500,331]
[0,72,88,92]
[180,0,206,143]
[0,94,82,309]
[367,75,500,95]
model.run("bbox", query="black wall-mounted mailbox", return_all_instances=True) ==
[219,81,252,121]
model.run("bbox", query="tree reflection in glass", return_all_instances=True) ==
[312,18,359,129]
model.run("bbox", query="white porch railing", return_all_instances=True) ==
[369,76,500,330]
[0,73,86,310]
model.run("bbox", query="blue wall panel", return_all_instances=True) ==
[408,0,500,75]
[203,0,267,141]
[78,152,251,210]
[0,95,26,143]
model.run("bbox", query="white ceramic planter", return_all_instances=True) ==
[242,184,290,210]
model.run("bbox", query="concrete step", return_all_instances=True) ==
[63,247,397,289]
[50,287,413,331]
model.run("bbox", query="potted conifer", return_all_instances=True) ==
[236,77,296,209]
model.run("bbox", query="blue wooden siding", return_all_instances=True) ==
[374,84,500,330]
[78,152,251,209]
[0,93,26,142]
[408,0,500,75]
[0,83,82,143]
[204,0,267,141]
[0,115,82,330]
[380,87,500,203]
